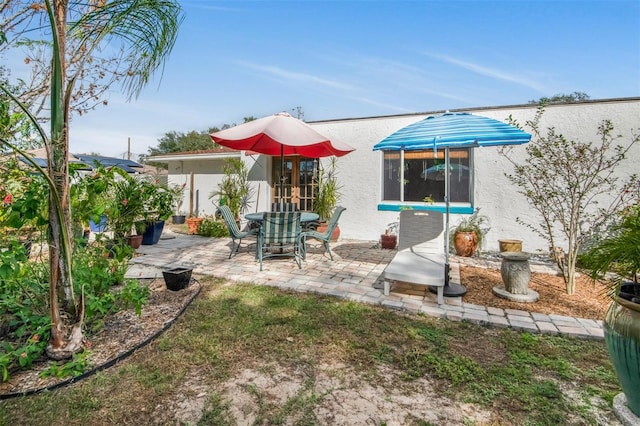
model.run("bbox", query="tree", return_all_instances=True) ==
[145,116,257,161]
[0,65,39,149]
[500,105,639,294]
[0,0,182,360]
[147,128,223,157]
[528,92,590,105]
[1,1,156,147]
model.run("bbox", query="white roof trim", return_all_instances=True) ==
[149,152,241,162]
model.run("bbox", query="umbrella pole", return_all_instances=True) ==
[445,148,450,286]
[442,147,467,297]
[280,145,285,209]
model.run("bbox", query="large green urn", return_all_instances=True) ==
[604,294,640,417]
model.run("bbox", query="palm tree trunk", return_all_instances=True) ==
[45,0,84,360]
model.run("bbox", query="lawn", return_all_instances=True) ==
[0,276,621,425]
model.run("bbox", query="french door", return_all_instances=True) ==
[272,157,317,211]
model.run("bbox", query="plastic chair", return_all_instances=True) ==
[218,205,258,259]
[258,211,302,271]
[301,206,346,260]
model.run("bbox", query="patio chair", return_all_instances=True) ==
[218,205,259,259]
[258,211,303,271]
[301,206,346,260]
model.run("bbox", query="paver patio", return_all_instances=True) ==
[126,229,604,340]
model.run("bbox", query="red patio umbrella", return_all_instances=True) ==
[210,112,355,205]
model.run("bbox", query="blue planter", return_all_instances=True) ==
[89,216,108,232]
[141,220,165,245]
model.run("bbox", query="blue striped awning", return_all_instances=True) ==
[373,112,531,151]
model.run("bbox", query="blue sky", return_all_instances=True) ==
[63,0,640,158]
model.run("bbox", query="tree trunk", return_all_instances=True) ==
[45,0,84,360]
[565,241,579,295]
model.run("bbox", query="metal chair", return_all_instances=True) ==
[258,211,303,271]
[218,205,258,259]
[301,206,346,260]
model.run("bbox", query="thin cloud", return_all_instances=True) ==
[237,61,356,91]
[181,1,243,13]
[347,96,415,114]
[313,51,480,105]
[240,59,414,114]
[363,57,479,104]
[424,52,547,93]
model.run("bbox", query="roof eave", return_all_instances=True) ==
[148,152,242,162]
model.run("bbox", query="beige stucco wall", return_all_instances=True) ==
[162,98,639,255]
[166,153,273,222]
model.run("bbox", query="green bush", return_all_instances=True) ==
[0,236,150,382]
[197,215,229,237]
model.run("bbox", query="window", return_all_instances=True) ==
[382,149,471,203]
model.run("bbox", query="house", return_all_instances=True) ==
[149,98,640,254]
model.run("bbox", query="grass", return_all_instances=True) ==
[0,277,621,425]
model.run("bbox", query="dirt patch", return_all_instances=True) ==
[212,363,493,425]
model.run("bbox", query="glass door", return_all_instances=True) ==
[273,157,317,211]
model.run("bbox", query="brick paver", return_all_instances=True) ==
[128,230,604,340]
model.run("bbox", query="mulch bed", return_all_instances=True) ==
[459,266,610,320]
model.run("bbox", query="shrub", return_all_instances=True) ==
[197,215,230,237]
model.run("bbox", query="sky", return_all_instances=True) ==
[7,0,640,159]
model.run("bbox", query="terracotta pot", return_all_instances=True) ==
[604,285,640,417]
[380,233,397,249]
[499,239,522,252]
[186,217,204,235]
[317,223,340,241]
[125,234,143,249]
[453,231,477,257]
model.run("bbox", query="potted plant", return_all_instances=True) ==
[139,180,176,245]
[109,172,146,248]
[70,165,115,236]
[313,157,342,241]
[209,158,253,223]
[380,220,398,249]
[170,182,187,224]
[380,228,397,249]
[578,203,640,417]
[451,208,489,257]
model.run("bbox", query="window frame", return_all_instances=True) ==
[377,148,475,214]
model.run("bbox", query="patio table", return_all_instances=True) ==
[245,212,319,224]
[245,212,319,258]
